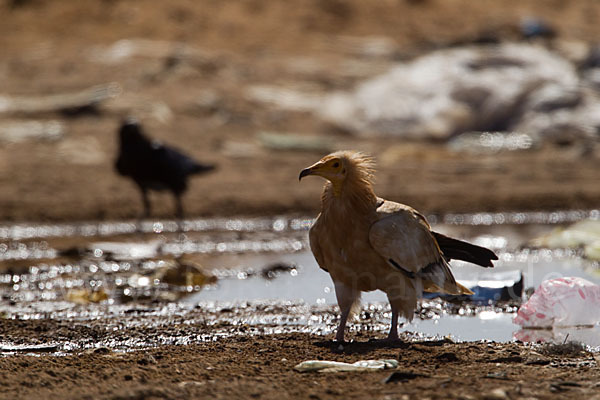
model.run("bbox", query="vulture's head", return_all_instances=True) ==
[299,151,375,187]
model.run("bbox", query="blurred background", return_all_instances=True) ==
[0,0,599,222]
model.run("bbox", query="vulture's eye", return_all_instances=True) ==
[333,162,339,168]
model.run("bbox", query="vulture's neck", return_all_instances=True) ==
[320,174,378,215]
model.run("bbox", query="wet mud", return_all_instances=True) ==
[1,334,599,400]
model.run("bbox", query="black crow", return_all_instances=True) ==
[115,118,215,218]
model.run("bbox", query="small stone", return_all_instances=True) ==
[384,371,425,384]
[483,388,508,400]
[436,352,459,362]
[177,381,204,388]
[525,358,550,366]
[93,347,111,354]
[485,372,508,380]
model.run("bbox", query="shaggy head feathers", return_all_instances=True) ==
[323,150,376,186]
[305,150,378,209]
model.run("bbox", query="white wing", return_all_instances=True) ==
[369,202,466,294]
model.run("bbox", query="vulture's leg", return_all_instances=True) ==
[334,280,358,342]
[386,297,399,341]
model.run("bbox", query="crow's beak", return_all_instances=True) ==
[202,164,216,173]
[298,168,312,181]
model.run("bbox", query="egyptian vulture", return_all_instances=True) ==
[300,151,497,341]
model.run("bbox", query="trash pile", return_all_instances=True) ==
[249,42,600,146]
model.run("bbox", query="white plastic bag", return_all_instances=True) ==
[514,277,600,328]
[294,359,398,373]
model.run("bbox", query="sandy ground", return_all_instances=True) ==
[2,1,600,399]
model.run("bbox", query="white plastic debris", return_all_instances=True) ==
[448,131,537,154]
[0,120,64,143]
[248,43,600,140]
[530,220,600,260]
[0,83,121,115]
[294,359,398,373]
[87,39,211,65]
[531,219,600,248]
[514,277,600,328]
[586,241,600,261]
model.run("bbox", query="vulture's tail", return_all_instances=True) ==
[433,232,498,268]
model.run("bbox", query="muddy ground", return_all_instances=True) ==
[2,1,600,399]
[1,332,600,400]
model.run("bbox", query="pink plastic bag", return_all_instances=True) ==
[514,277,600,328]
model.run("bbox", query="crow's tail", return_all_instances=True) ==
[190,163,216,175]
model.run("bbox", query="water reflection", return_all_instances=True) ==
[0,210,597,241]
[442,209,599,226]
[0,217,314,241]
[515,326,600,347]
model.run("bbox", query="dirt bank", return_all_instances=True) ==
[0,0,599,222]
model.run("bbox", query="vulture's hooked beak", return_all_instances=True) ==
[300,159,329,181]
[298,168,313,181]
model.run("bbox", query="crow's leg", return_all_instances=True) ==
[334,280,359,342]
[140,187,151,218]
[174,193,184,220]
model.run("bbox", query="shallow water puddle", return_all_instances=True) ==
[0,211,599,354]
[190,249,600,304]
[189,250,600,348]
